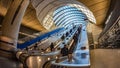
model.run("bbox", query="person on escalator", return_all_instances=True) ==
[61,45,68,56]
[50,43,54,51]
[61,34,65,40]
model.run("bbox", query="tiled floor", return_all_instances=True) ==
[90,49,120,68]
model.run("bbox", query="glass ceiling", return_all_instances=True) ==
[53,6,86,28]
[42,4,96,30]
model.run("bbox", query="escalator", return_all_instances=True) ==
[16,26,85,68]
[43,61,51,68]
[17,27,64,49]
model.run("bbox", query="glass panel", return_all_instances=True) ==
[53,5,86,28]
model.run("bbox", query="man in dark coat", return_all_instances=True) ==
[61,45,68,56]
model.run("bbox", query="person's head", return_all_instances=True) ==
[51,43,53,45]
[64,45,67,48]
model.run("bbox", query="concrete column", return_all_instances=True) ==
[0,0,29,57]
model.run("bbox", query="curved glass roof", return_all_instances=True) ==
[42,4,96,30]
[53,6,86,28]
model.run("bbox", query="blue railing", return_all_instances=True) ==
[17,28,64,49]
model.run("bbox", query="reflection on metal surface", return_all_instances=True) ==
[56,56,58,59]
[26,55,56,68]
[39,59,41,62]
[16,51,23,59]
[26,56,47,68]
[41,52,44,54]
[48,57,50,60]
